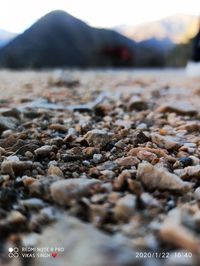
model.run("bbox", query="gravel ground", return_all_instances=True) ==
[0,69,200,266]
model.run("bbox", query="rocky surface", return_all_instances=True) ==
[0,69,200,266]
[31,215,142,266]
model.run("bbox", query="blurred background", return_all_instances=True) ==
[0,0,199,68]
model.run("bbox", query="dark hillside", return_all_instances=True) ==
[0,10,136,68]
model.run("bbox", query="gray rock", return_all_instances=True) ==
[50,178,100,205]
[160,208,200,253]
[136,123,147,130]
[181,205,200,232]
[194,187,200,201]
[22,175,62,199]
[84,129,112,148]
[151,133,182,150]
[31,215,140,266]
[35,145,53,157]
[131,129,149,146]
[97,161,118,171]
[82,160,90,167]
[128,95,148,111]
[0,108,21,119]
[175,165,200,180]
[140,192,159,207]
[93,153,103,163]
[100,170,115,179]
[158,102,197,115]
[114,194,136,221]
[1,159,32,178]
[0,116,18,133]
[115,140,127,149]
[19,198,46,210]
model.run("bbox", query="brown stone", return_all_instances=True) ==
[115,156,140,167]
[50,178,100,205]
[137,162,191,192]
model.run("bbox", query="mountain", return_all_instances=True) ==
[0,29,17,47]
[0,10,137,68]
[138,37,174,53]
[115,14,198,42]
[115,14,199,50]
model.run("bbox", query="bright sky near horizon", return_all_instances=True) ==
[0,0,199,33]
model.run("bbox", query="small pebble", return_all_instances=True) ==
[47,165,64,177]
[84,129,112,148]
[114,194,136,221]
[93,153,103,163]
[50,178,100,205]
[35,145,53,157]
[179,157,193,167]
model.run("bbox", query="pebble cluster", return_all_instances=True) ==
[0,70,200,266]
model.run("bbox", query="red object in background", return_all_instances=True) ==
[120,47,132,60]
[102,46,133,65]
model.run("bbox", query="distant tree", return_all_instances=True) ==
[166,41,193,67]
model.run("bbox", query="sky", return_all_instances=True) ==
[0,0,199,33]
